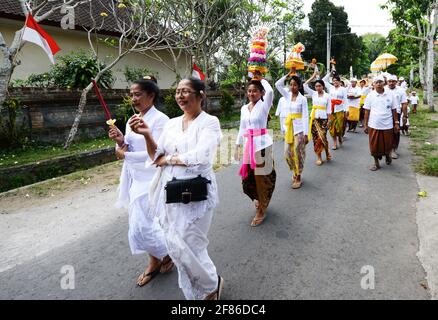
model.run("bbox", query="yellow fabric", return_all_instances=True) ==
[308,106,326,141]
[285,113,302,145]
[347,106,360,121]
[359,95,366,107]
[285,113,303,175]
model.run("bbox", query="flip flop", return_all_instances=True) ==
[251,215,266,227]
[137,264,161,287]
[370,164,380,171]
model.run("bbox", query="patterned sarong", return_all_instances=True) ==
[285,132,306,177]
[311,119,329,154]
[329,111,344,138]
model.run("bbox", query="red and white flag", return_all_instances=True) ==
[192,63,206,81]
[22,14,60,64]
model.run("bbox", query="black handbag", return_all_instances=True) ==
[165,175,211,204]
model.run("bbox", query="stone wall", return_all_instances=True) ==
[5,87,246,144]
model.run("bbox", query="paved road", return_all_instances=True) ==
[0,128,430,299]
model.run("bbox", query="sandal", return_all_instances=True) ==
[137,264,161,287]
[326,154,332,161]
[251,205,266,227]
[160,255,175,274]
[369,164,380,171]
[251,215,266,227]
[315,159,323,166]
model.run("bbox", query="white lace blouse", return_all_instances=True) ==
[322,73,348,113]
[148,111,223,225]
[236,79,274,152]
[303,83,331,119]
[276,75,310,135]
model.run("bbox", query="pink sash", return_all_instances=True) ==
[239,128,267,179]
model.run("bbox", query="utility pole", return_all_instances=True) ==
[326,13,332,73]
[282,22,287,66]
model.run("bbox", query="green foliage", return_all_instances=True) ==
[0,98,28,148]
[163,89,183,118]
[382,0,436,87]
[51,51,114,89]
[123,66,159,84]
[115,96,136,133]
[0,137,113,169]
[409,106,438,176]
[11,51,114,89]
[205,0,305,88]
[362,33,387,62]
[296,0,368,76]
[220,89,235,118]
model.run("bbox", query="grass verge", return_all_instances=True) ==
[409,95,438,176]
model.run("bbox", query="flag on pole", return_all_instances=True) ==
[192,63,206,81]
[22,14,60,64]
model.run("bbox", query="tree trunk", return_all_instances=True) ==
[63,82,93,149]
[419,52,428,105]
[0,30,22,110]
[426,37,435,112]
[0,66,13,110]
[63,52,126,149]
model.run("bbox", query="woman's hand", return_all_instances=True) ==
[129,115,150,136]
[108,126,124,146]
[115,144,128,160]
[153,154,167,167]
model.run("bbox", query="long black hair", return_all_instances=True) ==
[133,77,160,104]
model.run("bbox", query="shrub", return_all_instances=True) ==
[163,89,182,118]
[51,50,114,89]
[123,66,159,84]
[220,89,235,118]
[0,98,29,148]
[11,50,114,89]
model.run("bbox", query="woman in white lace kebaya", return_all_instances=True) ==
[129,78,224,300]
[109,78,174,287]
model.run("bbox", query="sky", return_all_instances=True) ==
[301,0,395,36]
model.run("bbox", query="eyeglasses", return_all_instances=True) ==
[175,89,196,96]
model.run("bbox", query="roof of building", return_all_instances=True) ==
[0,0,130,36]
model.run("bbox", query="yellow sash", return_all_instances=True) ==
[359,95,366,106]
[285,113,302,145]
[308,106,326,141]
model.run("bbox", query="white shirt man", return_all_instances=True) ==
[363,75,399,171]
